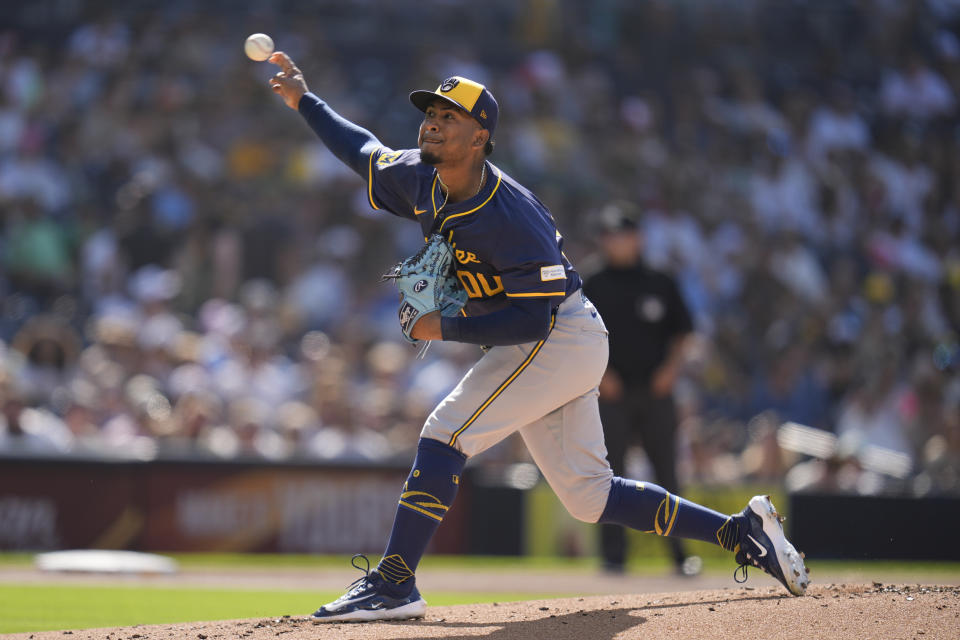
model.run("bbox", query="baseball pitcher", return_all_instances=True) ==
[267,51,809,622]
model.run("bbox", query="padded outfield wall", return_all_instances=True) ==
[2,456,957,560]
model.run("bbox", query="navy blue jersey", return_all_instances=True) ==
[365,147,581,317]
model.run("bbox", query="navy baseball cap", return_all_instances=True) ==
[410,76,499,137]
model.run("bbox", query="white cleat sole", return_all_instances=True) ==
[311,598,427,623]
[749,495,809,596]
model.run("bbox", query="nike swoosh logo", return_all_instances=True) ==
[329,589,373,610]
[413,207,427,215]
[368,602,384,610]
[747,534,768,557]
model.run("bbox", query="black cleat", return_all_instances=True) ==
[310,554,426,622]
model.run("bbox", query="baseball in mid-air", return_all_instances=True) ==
[244,33,274,61]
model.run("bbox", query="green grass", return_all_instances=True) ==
[168,552,600,571]
[0,553,33,568]
[0,584,562,634]
[5,551,960,577]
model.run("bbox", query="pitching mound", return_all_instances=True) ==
[6,584,958,640]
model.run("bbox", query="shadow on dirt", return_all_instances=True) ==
[376,593,786,640]
[387,606,647,640]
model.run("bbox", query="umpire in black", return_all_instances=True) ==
[583,201,699,576]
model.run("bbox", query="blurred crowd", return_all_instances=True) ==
[0,0,958,496]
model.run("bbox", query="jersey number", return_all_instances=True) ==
[457,270,504,299]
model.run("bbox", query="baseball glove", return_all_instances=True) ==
[382,234,467,343]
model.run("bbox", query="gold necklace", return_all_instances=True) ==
[476,164,486,196]
[437,165,486,212]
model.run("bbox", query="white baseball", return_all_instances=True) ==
[244,33,274,62]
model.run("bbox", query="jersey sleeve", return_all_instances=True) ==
[366,147,423,220]
[492,223,570,301]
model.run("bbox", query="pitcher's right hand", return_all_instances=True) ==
[268,51,308,110]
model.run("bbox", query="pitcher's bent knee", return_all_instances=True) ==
[552,472,613,523]
[420,420,451,449]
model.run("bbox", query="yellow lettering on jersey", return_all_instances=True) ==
[476,273,504,296]
[456,249,481,265]
[457,271,503,299]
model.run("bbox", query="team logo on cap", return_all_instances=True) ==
[440,78,460,92]
[479,109,487,119]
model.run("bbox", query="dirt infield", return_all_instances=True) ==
[5,583,959,640]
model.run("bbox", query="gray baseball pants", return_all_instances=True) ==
[422,290,614,523]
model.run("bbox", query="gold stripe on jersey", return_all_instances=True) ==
[438,168,502,232]
[505,291,566,298]
[448,312,557,448]
[367,149,380,210]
